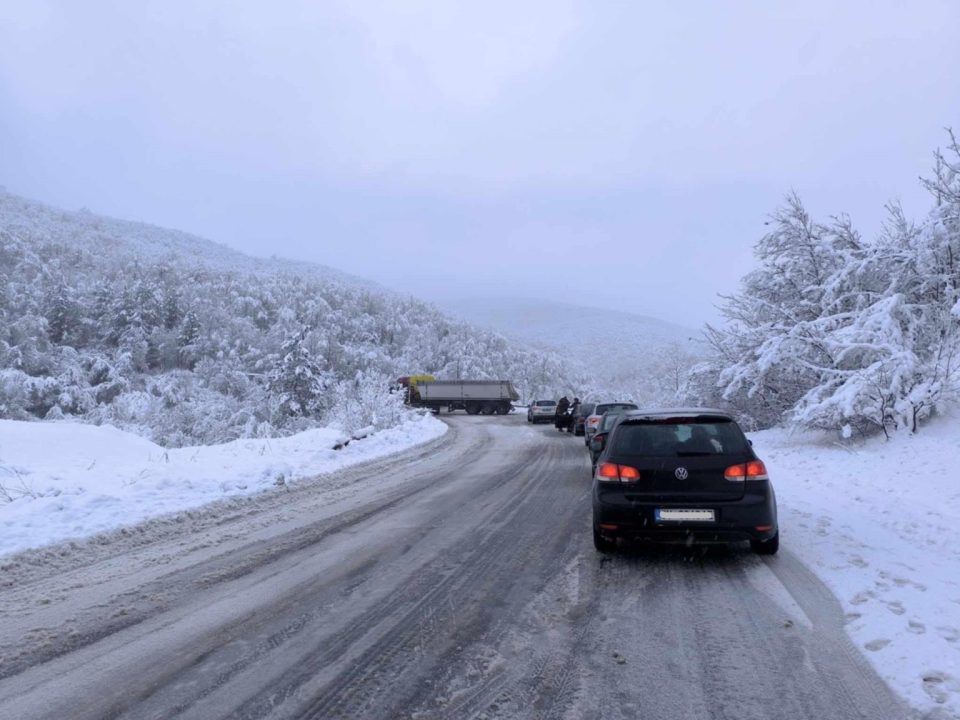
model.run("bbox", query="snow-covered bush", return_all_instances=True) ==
[327,371,408,436]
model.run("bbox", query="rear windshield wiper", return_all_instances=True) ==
[676,451,714,457]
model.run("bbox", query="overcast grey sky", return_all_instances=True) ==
[2,1,959,325]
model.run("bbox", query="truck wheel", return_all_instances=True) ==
[465,403,480,415]
[480,403,495,415]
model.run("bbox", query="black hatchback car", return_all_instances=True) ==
[591,409,778,555]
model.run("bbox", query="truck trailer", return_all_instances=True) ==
[400,378,519,415]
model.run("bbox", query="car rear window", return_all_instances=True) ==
[600,412,625,431]
[579,403,595,415]
[595,403,637,415]
[535,400,557,407]
[611,419,750,457]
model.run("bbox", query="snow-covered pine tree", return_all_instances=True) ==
[269,329,329,419]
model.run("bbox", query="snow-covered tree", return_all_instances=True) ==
[695,131,960,436]
[268,330,330,419]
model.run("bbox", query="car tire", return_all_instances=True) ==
[593,524,616,554]
[751,531,779,555]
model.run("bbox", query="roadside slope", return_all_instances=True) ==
[753,417,960,718]
[0,413,447,557]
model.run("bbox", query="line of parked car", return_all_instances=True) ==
[526,398,780,557]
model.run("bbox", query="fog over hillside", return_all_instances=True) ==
[444,297,703,403]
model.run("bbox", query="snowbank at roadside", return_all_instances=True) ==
[0,414,447,558]
[752,417,960,718]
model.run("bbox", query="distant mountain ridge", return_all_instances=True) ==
[0,189,380,291]
[443,296,700,355]
[442,297,703,401]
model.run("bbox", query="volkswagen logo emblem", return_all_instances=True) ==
[674,467,689,480]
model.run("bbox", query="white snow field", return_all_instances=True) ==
[0,414,447,558]
[753,417,960,718]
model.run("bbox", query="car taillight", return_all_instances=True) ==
[724,460,769,482]
[596,462,641,483]
[587,417,600,427]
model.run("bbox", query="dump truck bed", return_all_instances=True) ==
[417,380,520,402]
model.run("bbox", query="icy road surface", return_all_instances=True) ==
[0,415,912,719]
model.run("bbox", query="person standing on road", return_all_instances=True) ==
[566,397,581,432]
[555,396,570,430]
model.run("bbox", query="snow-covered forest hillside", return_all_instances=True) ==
[688,133,960,435]
[0,191,579,446]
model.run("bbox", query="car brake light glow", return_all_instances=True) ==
[597,462,619,479]
[596,462,641,483]
[724,460,769,482]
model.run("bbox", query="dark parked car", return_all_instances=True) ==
[591,409,778,555]
[571,402,595,436]
[587,410,628,471]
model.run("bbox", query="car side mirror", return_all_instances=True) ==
[590,433,606,451]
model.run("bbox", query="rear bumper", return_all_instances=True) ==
[593,487,777,543]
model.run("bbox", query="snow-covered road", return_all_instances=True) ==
[0,415,913,719]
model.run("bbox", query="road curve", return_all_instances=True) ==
[0,415,913,719]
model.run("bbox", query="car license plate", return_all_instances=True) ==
[656,509,715,522]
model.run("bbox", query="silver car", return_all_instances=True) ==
[527,399,558,424]
[584,402,638,444]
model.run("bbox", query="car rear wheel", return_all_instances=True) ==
[750,531,779,555]
[593,524,616,554]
